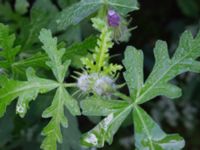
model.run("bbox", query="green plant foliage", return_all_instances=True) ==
[1,0,200,149]
[58,111,81,150]
[81,96,130,116]
[39,29,70,82]
[19,0,58,51]
[58,0,78,9]
[81,30,200,149]
[0,26,82,150]
[133,105,185,150]
[131,31,200,104]
[0,69,59,118]
[81,96,131,147]
[41,86,80,150]
[0,23,20,68]
[51,0,139,31]
[15,0,29,15]
[123,46,144,99]
[82,18,122,76]
[11,35,97,78]
[0,109,14,148]
[108,0,139,14]
[38,29,80,150]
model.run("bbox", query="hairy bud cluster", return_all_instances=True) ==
[77,74,90,92]
[77,73,116,96]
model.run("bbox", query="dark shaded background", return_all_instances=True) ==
[0,0,200,150]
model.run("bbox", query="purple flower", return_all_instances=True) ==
[107,10,120,27]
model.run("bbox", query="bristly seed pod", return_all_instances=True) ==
[107,9,120,27]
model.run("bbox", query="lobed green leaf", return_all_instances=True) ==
[133,105,185,150]
[39,29,71,82]
[0,68,59,118]
[123,31,200,104]
[41,86,80,150]
[123,46,144,100]
[81,96,129,116]
[81,104,132,148]
[0,23,20,65]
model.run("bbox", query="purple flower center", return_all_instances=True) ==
[107,10,120,27]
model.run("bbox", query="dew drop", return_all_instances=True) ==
[85,133,98,145]
[102,113,114,131]
[16,105,25,114]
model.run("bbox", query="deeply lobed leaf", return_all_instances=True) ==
[39,28,81,150]
[81,96,131,147]
[39,29,71,82]
[123,31,200,104]
[41,86,80,150]
[0,23,20,65]
[0,68,59,118]
[133,106,185,150]
[81,96,129,116]
[123,46,144,99]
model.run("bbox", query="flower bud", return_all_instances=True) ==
[107,10,120,27]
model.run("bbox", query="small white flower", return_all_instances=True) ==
[93,76,116,96]
[77,74,90,92]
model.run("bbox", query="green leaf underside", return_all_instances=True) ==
[81,101,132,148]
[124,31,200,104]
[0,68,59,118]
[133,106,185,150]
[50,0,139,31]
[41,86,80,150]
[81,96,129,116]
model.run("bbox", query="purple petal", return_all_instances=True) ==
[107,10,120,27]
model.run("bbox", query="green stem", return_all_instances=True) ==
[63,83,77,88]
